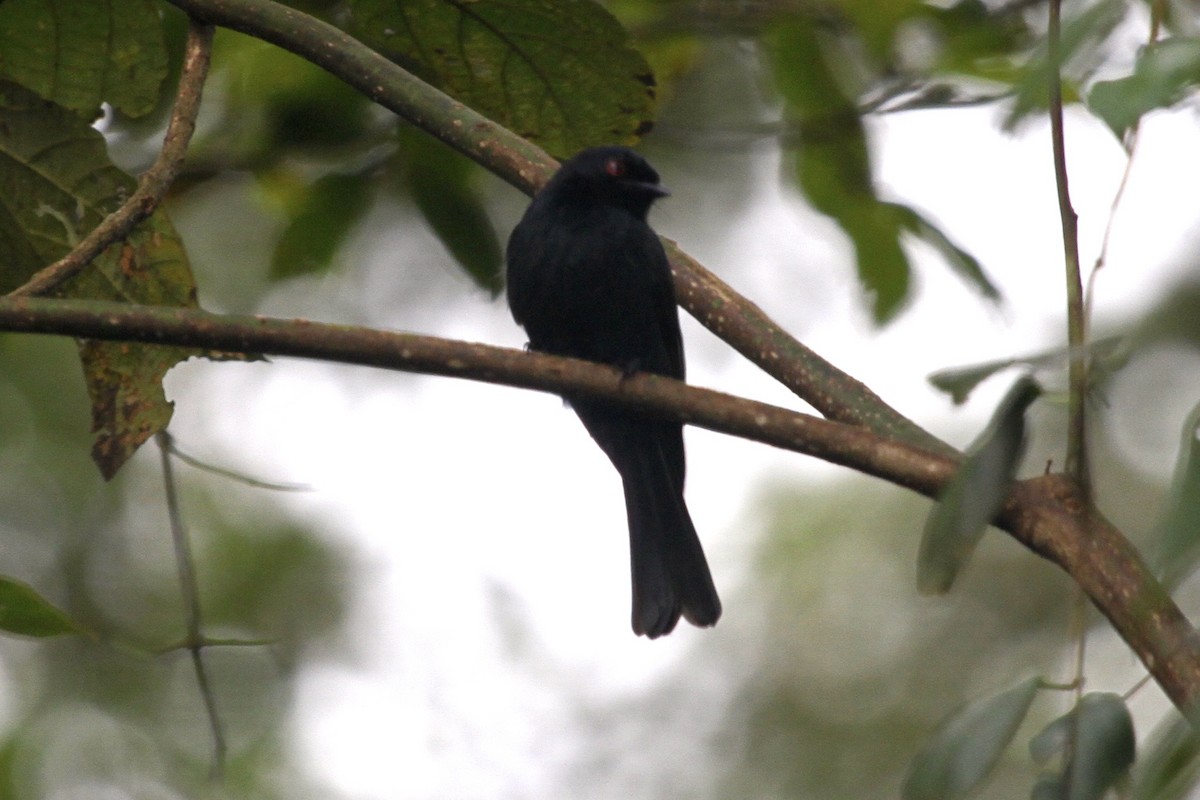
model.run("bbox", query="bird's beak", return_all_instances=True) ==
[640,182,670,198]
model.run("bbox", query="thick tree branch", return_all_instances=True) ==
[0,297,1197,711]
[1003,477,1200,713]
[0,297,949,492]
[159,0,948,456]
[6,20,215,298]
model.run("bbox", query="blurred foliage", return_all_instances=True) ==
[3,0,1200,797]
[0,336,353,796]
[918,376,1040,595]
[1133,711,1200,800]
[1028,692,1135,800]
[1153,401,1200,588]
[713,479,1076,799]
[1089,37,1200,139]
[902,676,1042,800]
[0,577,81,638]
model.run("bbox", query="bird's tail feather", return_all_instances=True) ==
[622,444,721,638]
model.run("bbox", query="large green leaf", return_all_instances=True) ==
[345,0,656,157]
[902,677,1041,800]
[0,81,201,478]
[0,0,167,117]
[918,375,1040,594]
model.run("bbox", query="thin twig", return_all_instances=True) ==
[6,20,215,298]
[165,437,312,491]
[1085,0,1164,323]
[1122,672,1155,703]
[1046,0,1090,493]
[157,431,227,780]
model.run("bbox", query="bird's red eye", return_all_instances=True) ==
[604,158,626,178]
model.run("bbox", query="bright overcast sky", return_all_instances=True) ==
[161,99,1200,797]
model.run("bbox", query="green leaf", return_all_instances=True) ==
[889,202,1000,303]
[1029,693,1135,800]
[400,128,504,294]
[929,338,1127,405]
[1088,38,1200,140]
[270,172,373,280]
[924,0,1026,82]
[345,0,656,157]
[1153,400,1200,588]
[918,375,1041,594]
[218,33,375,154]
[1003,0,1127,129]
[929,359,1021,406]
[1132,712,1200,800]
[0,577,81,637]
[769,17,910,322]
[0,82,203,478]
[0,0,167,117]
[902,676,1041,800]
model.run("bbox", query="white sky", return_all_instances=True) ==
[160,102,1200,797]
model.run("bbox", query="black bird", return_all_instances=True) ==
[505,146,722,638]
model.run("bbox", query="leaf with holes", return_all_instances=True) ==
[0,81,204,478]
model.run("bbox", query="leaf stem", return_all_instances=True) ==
[1047,0,1090,493]
[1085,0,1163,324]
[157,431,227,780]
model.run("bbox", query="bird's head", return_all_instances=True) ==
[550,146,669,217]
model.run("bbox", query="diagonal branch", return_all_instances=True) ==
[6,20,215,298]
[0,296,1197,713]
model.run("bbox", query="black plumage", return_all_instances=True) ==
[506,146,721,638]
